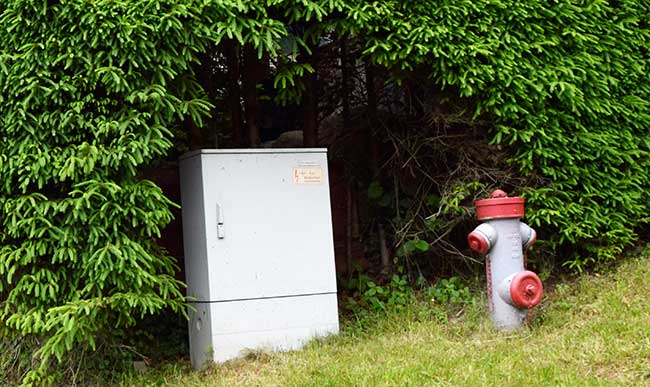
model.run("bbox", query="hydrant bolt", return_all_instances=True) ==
[491,189,507,198]
[525,284,536,296]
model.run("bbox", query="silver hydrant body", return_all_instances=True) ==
[468,190,543,330]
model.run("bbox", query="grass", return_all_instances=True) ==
[120,250,650,386]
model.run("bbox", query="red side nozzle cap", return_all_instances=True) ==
[475,189,525,220]
[467,231,489,254]
[510,270,543,309]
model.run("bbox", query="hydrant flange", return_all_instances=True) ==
[475,189,525,220]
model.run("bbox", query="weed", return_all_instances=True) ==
[345,273,414,315]
[426,276,473,305]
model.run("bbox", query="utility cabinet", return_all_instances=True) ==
[179,149,339,369]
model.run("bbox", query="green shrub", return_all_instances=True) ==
[339,0,650,269]
[0,1,217,384]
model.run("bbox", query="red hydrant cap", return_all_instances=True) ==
[475,189,525,220]
[509,270,543,308]
[467,231,489,254]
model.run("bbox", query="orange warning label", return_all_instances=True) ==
[293,167,323,184]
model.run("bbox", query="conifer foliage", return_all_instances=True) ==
[0,1,214,384]
[338,1,650,268]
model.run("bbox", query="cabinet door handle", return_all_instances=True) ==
[216,203,225,239]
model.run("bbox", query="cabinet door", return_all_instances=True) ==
[201,151,337,301]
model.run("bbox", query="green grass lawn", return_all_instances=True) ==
[121,250,650,386]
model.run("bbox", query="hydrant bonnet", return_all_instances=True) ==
[475,189,525,220]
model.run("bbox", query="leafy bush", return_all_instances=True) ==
[340,0,650,269]
[0,1,217,384]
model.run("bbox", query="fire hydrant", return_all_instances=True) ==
[467,189,543,330]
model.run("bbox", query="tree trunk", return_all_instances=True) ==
[340,38,351,139]
[188,119,202,150]
[242,46,262,147]
[365,62,391,275]
[378,223,391,276]
[365,63,380,173]
[225,41,242,146]
[302,58,318,147]
[346,184,353,279]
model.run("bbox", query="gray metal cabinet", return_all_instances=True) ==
[179,149,339,369]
